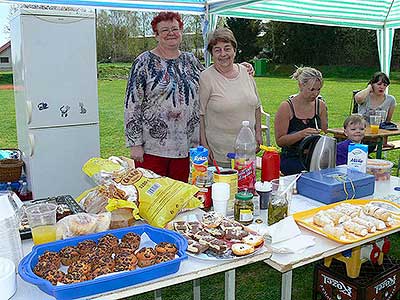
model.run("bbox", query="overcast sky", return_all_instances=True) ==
[0,3,10,46]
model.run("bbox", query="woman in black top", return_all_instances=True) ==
[274,67,328,175]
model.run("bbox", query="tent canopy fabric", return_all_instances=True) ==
[1,0,398,73]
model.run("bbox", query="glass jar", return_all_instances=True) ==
[234,191,254,225]
[267,191,288,226]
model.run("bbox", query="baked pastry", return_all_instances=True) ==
[67,260,92,276]
[59,246,81,266]
[98,233,119,253]
[173,221,189,232]
[199,236,228,254]
[187,239,209,254]
[224,229,249,241]
[242,234,264,247]
[363,204,392,222]
[155,242,178,256]
[201,211,223,228]
[33,261,55,277]
[62,271,91,284]
[155,254,174,264]
[121,232,141,250]
[114,252,138,271]
[43,270,65,285]
[231,243,255,256]
[77,240,97,255]
[204,227,225,239]
[68,213,98,235]
[96,255,116,270]
[194,230,212,241]
[136,247,157,268]
[116,242,137,255]
[38,251,61,268]
[92,266,114,278]
[343,221,368,236]
[219,220,243,231]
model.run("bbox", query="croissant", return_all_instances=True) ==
[363,204,392,222]
[334,204,362,218]
[352,217,376,233]
[343,221,368,236]
[322,224,346,240]
[324,209,350,225]
[359,214,386,230]
[313,211,334,227]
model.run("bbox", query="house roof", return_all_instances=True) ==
[0,41,11,54]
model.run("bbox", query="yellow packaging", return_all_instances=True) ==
[113,168,200,228]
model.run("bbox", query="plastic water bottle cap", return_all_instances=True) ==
[242,120,250,126]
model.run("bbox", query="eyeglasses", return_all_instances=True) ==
[158,27,181,36]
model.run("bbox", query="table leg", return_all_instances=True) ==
[376,138,383,159]
[193,279,201,300]
[224,269,235,300]
[281,270,292,300]
[154,289,162,300]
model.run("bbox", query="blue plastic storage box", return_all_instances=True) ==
[18,224,188,300]
[297,167,375,204]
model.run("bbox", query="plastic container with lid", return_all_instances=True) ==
[366,159,393,181]
[234,191,254,225]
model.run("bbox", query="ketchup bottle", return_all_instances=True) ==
[260,145,280,182]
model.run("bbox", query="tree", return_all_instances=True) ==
[226,17,263,62]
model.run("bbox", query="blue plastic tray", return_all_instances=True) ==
[297,167,375,204]
[19,224,188,300]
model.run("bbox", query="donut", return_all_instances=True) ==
[231,243,255,256]
[242,234,264,247]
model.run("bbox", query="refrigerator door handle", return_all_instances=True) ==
[28,133,35,157]
[26,100,32,125]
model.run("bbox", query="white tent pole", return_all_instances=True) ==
[377,26,395,77]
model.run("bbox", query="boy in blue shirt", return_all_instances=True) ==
[336,115,366,165]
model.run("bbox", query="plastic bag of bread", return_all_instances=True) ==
[112,167,201,228]
[56,212,111,239]
[105,198,140,229]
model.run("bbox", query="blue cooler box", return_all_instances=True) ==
[297,167,375,204]
[19,224,188,300]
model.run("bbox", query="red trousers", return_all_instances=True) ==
[135,154,189,182]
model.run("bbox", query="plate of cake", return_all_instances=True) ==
[170,211,265,260]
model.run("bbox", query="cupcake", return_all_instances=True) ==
[38,251,61,268]
[77,240,97,255]
[114,252,138,271]
[59,246,81,266]
[121,232,141,250]
[67,260,92,276]
[136,247,157,268]
[155,242,178,256]
[98,234,119,253]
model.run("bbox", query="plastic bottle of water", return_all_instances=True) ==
[234,120,256,193]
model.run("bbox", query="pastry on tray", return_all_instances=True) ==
[67,260,92,276]
[38,251,61,268]
[231,243,255,256]
[242,234,264,247]
[187,239,209,254]
[155,242,178,256]
[77,240,97,255]
[43,269,65,285]
[136,247,157,268]
[59,246,81,266]
[201,211,223,228]
[92,266,114,278]
[114,252,138,271]
[121,232,141,250]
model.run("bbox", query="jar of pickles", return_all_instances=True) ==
[234,191,254,225]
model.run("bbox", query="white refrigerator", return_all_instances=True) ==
[10,9,100,199]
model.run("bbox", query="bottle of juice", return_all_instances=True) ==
[234,121,256,193]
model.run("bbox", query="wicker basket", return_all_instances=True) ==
[0,149,24,182]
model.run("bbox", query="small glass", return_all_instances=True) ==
[375,110,387,124]
[369,115,381,134]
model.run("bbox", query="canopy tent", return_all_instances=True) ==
[0,0,398,74]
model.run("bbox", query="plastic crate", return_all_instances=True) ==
[313,256,400,300]
[18,224,188,300]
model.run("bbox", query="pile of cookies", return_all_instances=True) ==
[33,232,178,285]
[173,211,264,257]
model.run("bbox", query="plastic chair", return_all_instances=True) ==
[260,106,271,146]
[349,90,361,115]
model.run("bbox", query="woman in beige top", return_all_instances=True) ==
[199,28,262,168]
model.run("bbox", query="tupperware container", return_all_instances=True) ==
[18,224,188,300]
[366,159,393,181]
[297,167,375,204]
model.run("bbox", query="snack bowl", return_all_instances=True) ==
[366,159,393,181]
[18,224,187,300]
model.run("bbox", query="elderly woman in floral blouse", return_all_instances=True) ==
[124,11,203,182]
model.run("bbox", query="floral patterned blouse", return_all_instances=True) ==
[124,51,204,158]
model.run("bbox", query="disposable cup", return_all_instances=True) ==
[25,203,57,245]
[255,181,272,210]
[369,115,381,134]
[212,182,230,216]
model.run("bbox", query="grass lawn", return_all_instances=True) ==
[1,70,400,300]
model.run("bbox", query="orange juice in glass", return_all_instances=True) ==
[369,115,381,134]
[25,203,57,245]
